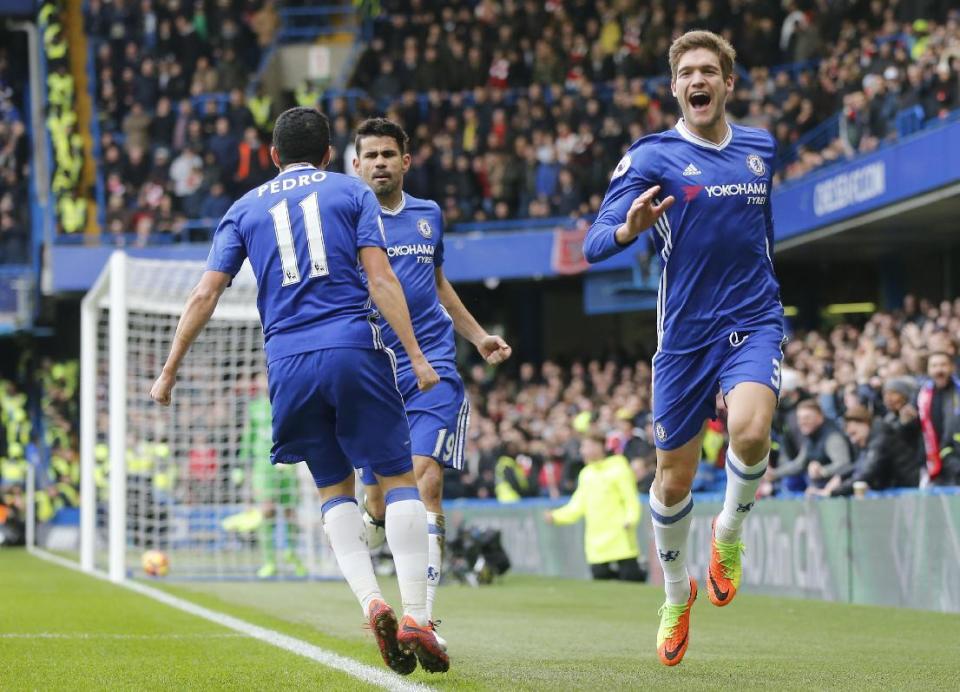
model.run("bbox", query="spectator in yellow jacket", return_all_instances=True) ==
[545,432,646,581]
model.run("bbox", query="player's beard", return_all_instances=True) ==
[371,174,400,199]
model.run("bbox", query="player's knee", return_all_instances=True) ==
[729,423,770,464]
[656,474,694,506]
[419,479,442,508]
[413,456,442,501]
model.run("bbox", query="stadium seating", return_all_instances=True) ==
[71,0,960,244]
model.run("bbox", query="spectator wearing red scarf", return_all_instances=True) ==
[917,352,960,485]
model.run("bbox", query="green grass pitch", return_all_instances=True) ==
[2,548,959,690]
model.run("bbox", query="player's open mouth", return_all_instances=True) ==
[689,91,711,112]
[373,174,391,181]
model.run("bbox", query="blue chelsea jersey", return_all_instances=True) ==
[375,193,456,372]
[206,164,386,364]
[585,121,785,354]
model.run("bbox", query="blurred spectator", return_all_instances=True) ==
[879,376,925,485]
[122,101,152,151]
[235,126,272,191]
[767,399,853,493]
[200,181,231,221]
[494,438,538,503]
[207,116,240,187]
[917,351,960,486]
[0,42,31,264]
[809,403,918,497]
[251,1,279,50]
[169,145,202,203]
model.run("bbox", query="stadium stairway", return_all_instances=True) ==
[253,2,365,97]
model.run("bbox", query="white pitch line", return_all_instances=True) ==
[28,548,435,692]
[0,633,245,640]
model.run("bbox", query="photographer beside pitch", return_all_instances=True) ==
[584,31,785,666]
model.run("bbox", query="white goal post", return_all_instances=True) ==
[79,251,337,581]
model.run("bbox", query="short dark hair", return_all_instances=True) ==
[272,107,330,166]
[797,398,822,415]
[355,117,409,156]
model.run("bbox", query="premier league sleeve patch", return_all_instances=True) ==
[611,153,632,179]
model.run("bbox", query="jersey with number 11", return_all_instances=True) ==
[206,163,388,364]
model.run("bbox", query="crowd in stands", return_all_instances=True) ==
[6,297,960,531]
[350,0,960,222]
[79,0,960,242]
[0,37,31,264]
[86,0,278,243]
[0,358,79,541]
[457,295,960,503]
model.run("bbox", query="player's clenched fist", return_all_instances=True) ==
[478,334,512,365]
[150,370,176,406]
[616,185,675,245]
[412,356,440,392]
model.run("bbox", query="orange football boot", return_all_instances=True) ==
[397,614,450,673]
[367,599,417,675]
[706,517,745,607]
[656,576,698,666]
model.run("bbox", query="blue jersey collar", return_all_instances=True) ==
[675,119,733,151]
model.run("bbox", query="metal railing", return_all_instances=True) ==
[278,3,358,43]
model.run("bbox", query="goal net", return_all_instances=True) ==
[80,252,339,581]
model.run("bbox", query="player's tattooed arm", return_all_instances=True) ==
[434,268,512,366]
[614,185,675,246]
[151,270,231,405]
[361,246,439,391]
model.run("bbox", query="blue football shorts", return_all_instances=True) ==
[652,327,784,451]
[267,348,413,487]
[360,361,469,486]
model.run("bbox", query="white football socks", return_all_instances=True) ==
[384,487,429,625]
[716,449,767,543]
[321,497,382,615]
[649,489,694,605]
[425,511,445,620]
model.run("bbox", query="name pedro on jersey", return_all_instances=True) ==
[388,243,435,263]
[257,171,328,197]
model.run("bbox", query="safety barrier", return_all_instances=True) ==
[448,490,960,613]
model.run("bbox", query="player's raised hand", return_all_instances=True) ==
[150,370,176,406]
[412,356,440,392]
[619,185,675,243]
[478,334,512,365]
